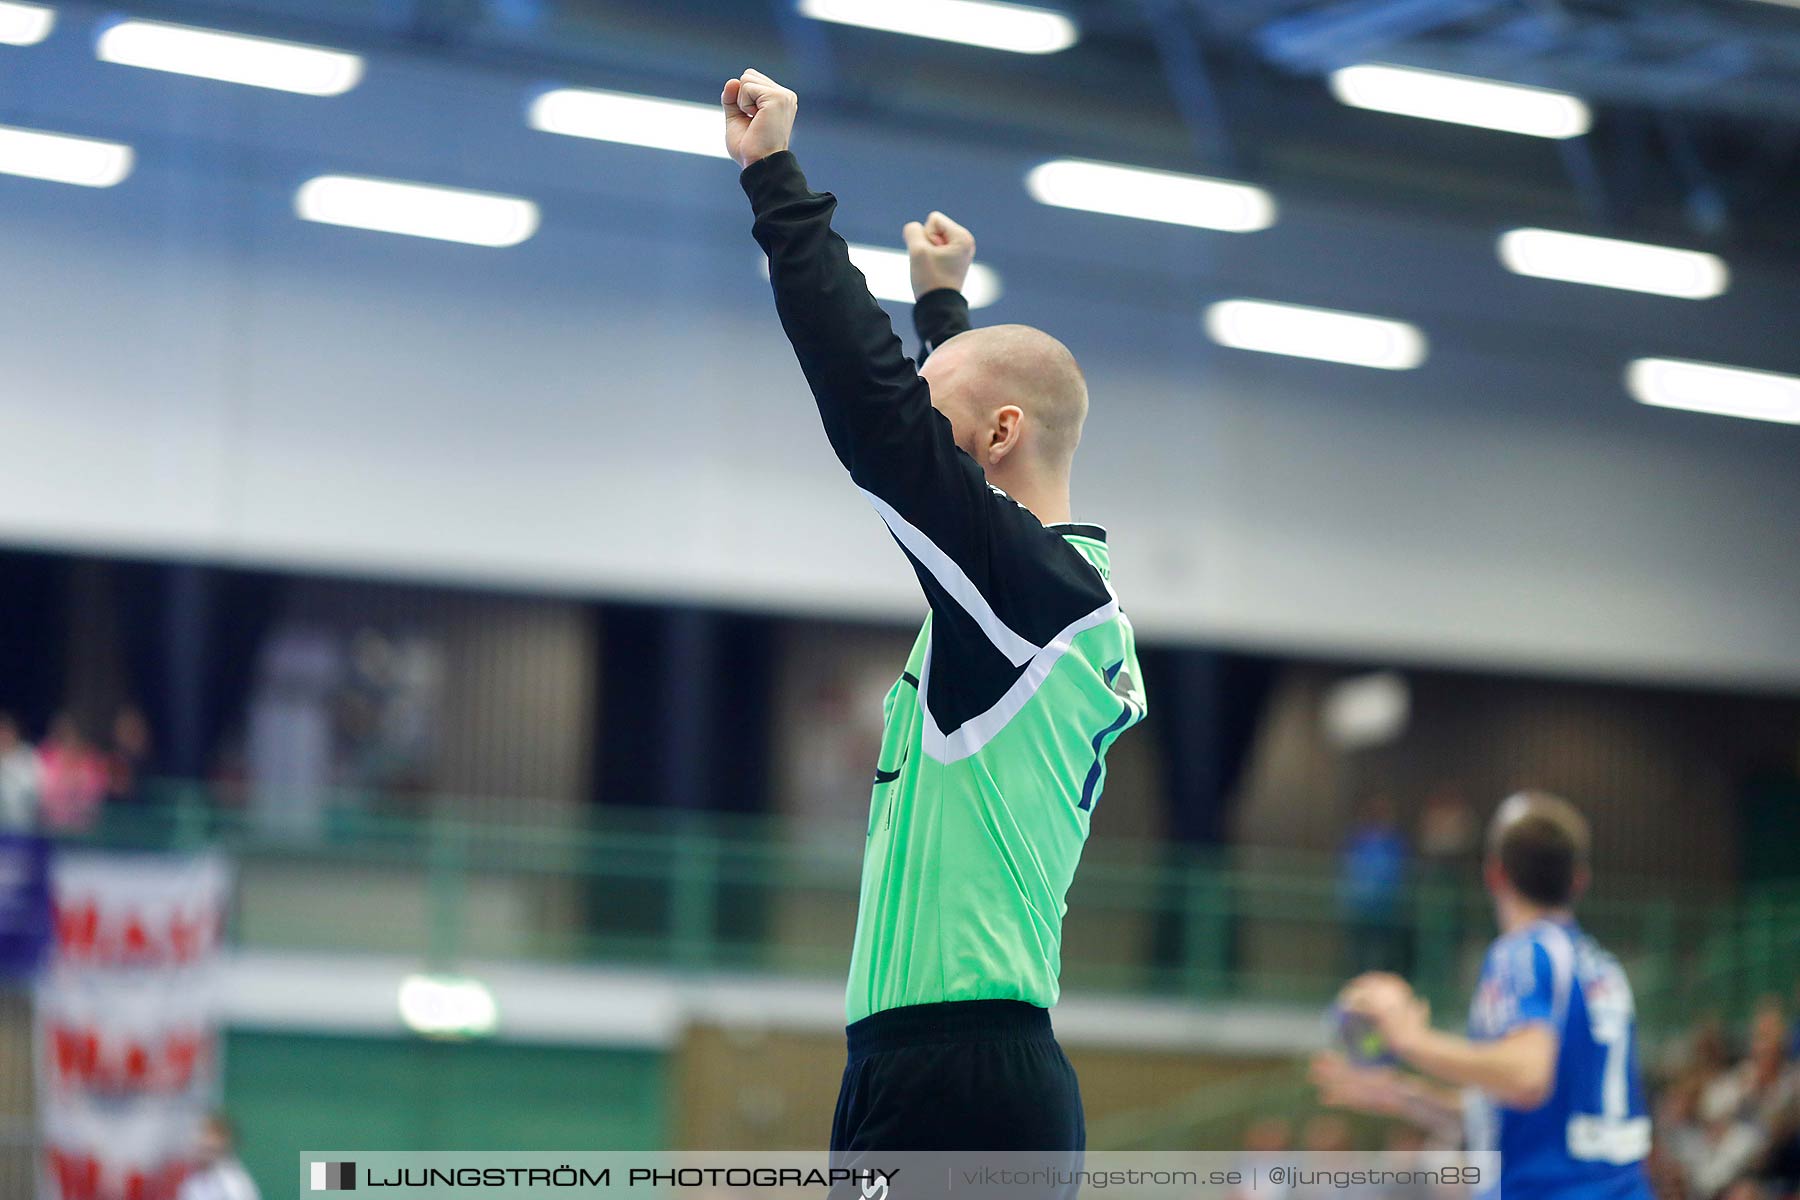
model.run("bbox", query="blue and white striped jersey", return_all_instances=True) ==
[1465,917,1653,1200]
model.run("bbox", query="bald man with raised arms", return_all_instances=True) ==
[723,68,1147,1158]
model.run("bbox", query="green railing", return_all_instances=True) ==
[62,782,1800,1038]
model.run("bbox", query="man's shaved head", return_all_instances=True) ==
[919,325,1089,480]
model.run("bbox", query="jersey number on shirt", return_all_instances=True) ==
[1566,971,1651,1164]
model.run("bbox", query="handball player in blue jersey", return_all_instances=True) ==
[1313,792,1654,1200]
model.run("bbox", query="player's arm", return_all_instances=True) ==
[1310,1052,1465,1140]
[725,70,981,531]
[1393,1026,1557,1110]
[905,211,975,361]
[1346,973,1559,1110]
[725,70,1113,710]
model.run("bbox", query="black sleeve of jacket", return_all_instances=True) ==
[741,152,1114,735]
[913,287,971,362]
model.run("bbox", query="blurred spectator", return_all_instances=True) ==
[1712,1000,1800,1196]
[247,624,341,839]
[1233,1117,1293,1200]
[1340,793,1410,973]
[1243,1115,1293,1153]
[105,704,154,805]
[1301,1113,1354,1152]
[1666,1075,1764,1199]
[1705,1001,1799,1130]
[1687,1017,1736,1086]
[1418,784,1477,874]
[1663,1002,1800,1200]
[1416,783,1478,964]
[1648,1128,1691,1200]
[1295,1115,1376,1200]
[177,1112,259,1200]
[1382,1126,1436,1200]
[37,714,106,834]
[1717,1182,1771,1200]
[0,712,42,831]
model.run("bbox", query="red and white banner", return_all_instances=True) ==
[35,852,232,1200]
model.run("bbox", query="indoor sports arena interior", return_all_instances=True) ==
[0,1,1797,1197]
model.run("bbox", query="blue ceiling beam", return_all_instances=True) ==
[1255,0,1518,72]
[1145,0,1238,167]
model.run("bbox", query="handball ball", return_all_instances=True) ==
[1331,1004,1396,1067]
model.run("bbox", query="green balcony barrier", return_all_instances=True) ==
[51,781,1799,1039]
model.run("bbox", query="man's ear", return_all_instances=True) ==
[989,404,1025,465]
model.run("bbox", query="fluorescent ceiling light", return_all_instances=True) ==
[1330,64,1590,139]
[101,19,365,96]
[1499,228,1728,299]
[1627,358,1800,426]
[0,1,54,46]
[529,87,728,158]
[763,245,1003,309]
[1204,299,1427,370]
[97,19,362,95]
[296,176,539,247]
[798,0,1078,54]
[0,124,132,187]
[1026,159,1275,233]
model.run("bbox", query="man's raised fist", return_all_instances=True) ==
[722,68,797,170]
[902,211,977,301]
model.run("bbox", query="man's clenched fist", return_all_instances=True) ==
[902,211,976,301]
[722,68,796,170]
